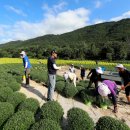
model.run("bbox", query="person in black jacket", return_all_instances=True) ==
[87,67,103,89]
[116,64,130,104]
[80,65,85,80]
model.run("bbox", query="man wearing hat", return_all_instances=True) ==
[87,67,103,89]
[20,51,31,87]
[47,50,61,101]
[116,64,130,104]
[98,80,118,113]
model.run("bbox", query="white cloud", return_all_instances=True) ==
[110,11,130,21]
[5,5,27,17]
[0,7,90,43]
[95,1,102,8]
[93,19,105,24]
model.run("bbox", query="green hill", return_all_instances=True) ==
[0,18,130,60]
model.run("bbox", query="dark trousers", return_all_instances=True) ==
[25,69,30,85]
[88,79,98,89]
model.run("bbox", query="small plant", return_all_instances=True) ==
[67,107,94,130]
[41,101,64,124]
[8,81,21,92]
[96,116,130,130]
[3,110,35,130]
[31,119,62,130]
[0,102,14,127]
[55,81,65,93]
[18,98,39,114]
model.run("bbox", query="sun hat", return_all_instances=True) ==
[98,83,111,97]
[96,67,103,74]
[20,51,26,55]
[115,64,125,69]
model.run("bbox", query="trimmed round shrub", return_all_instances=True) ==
[55,81,65,93]
[67,107,94,130]
[3,110,35,130]
[18,98,39,114]
[0,87,13,102]
[41,101,64,123]
[31,119,62,130]
[96,116,130,130]
[64,82,78,98]
[7,92,26,108]
[8,81,21,91]
[0,102,14,127]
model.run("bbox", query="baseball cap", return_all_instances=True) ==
[96,67,103,74]
[20,51,26,55]
[98,83,111,96]
[115,64,125,69]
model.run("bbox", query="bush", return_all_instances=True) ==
[8,81,21,91]
[0,102,14,127]
[7,92,26,109]
[3,110,35,130]
[67,107,94,130]
[18,98,39,114]
[31,119,62,130]
[41,101,64,123]
[96,116,130,130]
[64,82,78,98]
[0,87,13,102]
[55,81,65,93]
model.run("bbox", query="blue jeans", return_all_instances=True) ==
[47,74,56,101]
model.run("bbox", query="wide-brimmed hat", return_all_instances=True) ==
[98,83,111,96]
[115,64,125,69]
[96,67,103,74]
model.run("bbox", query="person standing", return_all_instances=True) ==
[47,50,61,101]
[98,80,118,113]
[87,67,103,89]
[80,65,85,80]
[69,64,75,73]
[116,64,130,104]
[20,51,31,87]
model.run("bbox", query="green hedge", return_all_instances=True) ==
[64,82,78,98]
[31,119,62,130]
[0,102,14,127]
[8,81,21,92]
[18,98,39,114]
[41,101,64,123]
[96,116,130,130]
[3,110,35,130]
[55,81,65,93]
[67,107,94,130]
[0,87,13,102]
[7,92,26,109]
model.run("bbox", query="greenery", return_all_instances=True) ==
[55,81,65,93]
[96,116,130,130]
[30,119,62,130]
[41,101,64,123]
[18,98,39,114]
[67,107,94,130]
[0,87,13,102]
[3,110,35,130]
[0,102,14,127]
[0,19,130,60]
[7,92,26,109]
[64,82,78,98]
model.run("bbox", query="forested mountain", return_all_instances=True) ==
[0,18,130,60]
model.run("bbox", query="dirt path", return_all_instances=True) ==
[19,79,130,127]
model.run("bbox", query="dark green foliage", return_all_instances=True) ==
[31,119,62,130]
[0,87,13,102]
[67,107,94,130]
[96,116,130,130]
[0,102,14,127]
[8,81,21,91]
[41,101,64,123]
[64,82,78,98]
[55,81,65,93]
[18,98,39,114]
[3,110,35,130]
[7,92,26,108]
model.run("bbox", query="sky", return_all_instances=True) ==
[0,0,130,44]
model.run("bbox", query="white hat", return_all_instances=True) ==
[96,67,103,74]
[115,64,124,69]
[98,83,111,97]
[20,51,26,55]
